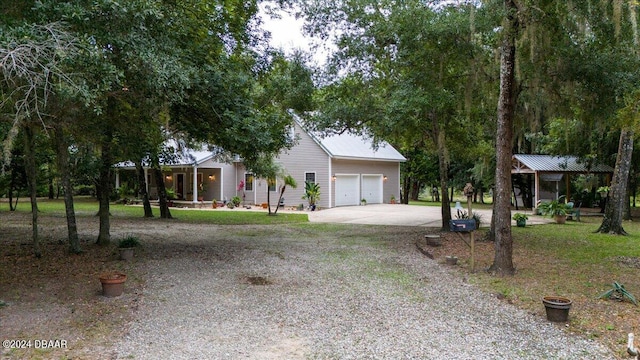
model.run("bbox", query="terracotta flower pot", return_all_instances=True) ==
[542,296,572,322]
[554,215,567,224]
[99,272,127,297]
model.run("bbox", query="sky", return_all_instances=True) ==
[260,8,308,54]
[258,5,330,65]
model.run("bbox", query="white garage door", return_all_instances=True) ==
[361,175,383,204]
[335,175,360,207]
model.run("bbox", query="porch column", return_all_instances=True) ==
[193,165,199,203]
[534,171,540,209]
[220,167,224,202]
[115,170,120,189]
[565,172,571,201]
[328,157,332,208]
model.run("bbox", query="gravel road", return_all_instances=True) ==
[112,224,615,359]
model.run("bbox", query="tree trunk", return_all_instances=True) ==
[489,0,518,275]
[410,180,421,201]
[436,125,451,231]
[8,165,17,211]
[402,175,411,204]
[23,126,41,258]
[274,185,286,215]
[96,135,113,246]
[53,125,81,254]
[267,185,272,215]
[624,179,632,221]
[135,161,153,218]
[153,167,172,219]
[48,172,54,199]
[596,129,633,234]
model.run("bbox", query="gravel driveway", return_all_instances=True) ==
[112,223,614,359]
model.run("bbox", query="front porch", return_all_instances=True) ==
[116,166,226,204]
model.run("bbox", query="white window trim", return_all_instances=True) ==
[304,171,317,184]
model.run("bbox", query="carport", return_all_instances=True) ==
[511,154,614,208]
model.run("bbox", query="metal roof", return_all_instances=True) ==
[317,132,406,162]
[512,154,613,173]
[115,142,221,169]
[116,127,406,169]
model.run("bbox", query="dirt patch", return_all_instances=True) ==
[614,256,640,269]
[0,213,144,360]
[245,276,273,285]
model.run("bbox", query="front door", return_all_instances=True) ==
[176,173,185,199]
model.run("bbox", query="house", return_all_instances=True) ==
[115,120,406,208]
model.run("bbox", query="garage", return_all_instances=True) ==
[361,175,383,204]
[335,174,360,206]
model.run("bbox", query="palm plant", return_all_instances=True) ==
[273,174,297,215]
[302,181,320,210]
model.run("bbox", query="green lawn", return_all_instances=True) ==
[0,197,309,225]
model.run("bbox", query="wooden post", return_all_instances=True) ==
[468,195,475,272]
[463,182,475,272]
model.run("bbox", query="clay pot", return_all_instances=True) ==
[542,296,572,322]
[425,234,441,247]
[99,272,127,297]
[554,215,567,224]
[119,247,134,261]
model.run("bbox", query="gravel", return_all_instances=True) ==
[112,225,615,359]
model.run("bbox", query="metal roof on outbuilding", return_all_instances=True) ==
[317,132,406,162]
[512,154,613,173]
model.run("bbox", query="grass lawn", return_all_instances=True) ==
[0,197,309,225]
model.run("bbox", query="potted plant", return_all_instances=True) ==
[390,195,397,204]
[360,198,367,206]
[99,271,127,297]
[512,213,528,227]
[118,235,140,261]
[165,188,176,207]
[538,196,570,224]
[302,182,320,211]
[231,196,241,208]
[542,296,572,322]
[197,182,207,201]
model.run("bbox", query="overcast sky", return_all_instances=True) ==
[258,5,330,65]
[259,6,308,53]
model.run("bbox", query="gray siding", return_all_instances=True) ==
[249,122,331,208]
[116,122,403,208]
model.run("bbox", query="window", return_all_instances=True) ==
[305,172,316,184]
[268,178,276,192]
[245,173,253,191]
